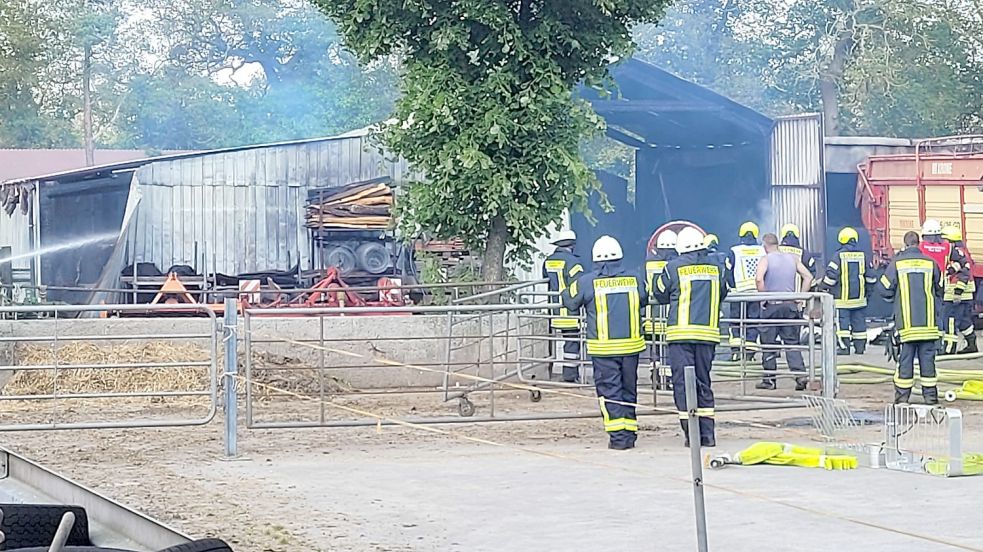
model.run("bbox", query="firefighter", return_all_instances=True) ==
[562,235,647,450]
[778,223,817,291]
[880,231,943,404]
[653,227,728,447]
[644,229,677,388]
[821,227,876,355]
[542,230,585,383]
[704,234,728,271]
[941,225,977,354]
[725,221,765,360]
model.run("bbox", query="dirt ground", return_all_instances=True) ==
[2,351,983,551]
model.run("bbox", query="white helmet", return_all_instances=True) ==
[656,229,678,250]
[675,227,706,254]
[550,230,577,245]
[922,219,942,236]
[592,235,624,262]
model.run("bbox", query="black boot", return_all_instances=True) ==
[680,420,690,447]
[958,334,978,355]
[795,378,808,391]
[894,387,911,404]
[853,339,866,355]
[923,386,940,405]
[756,380,775,390]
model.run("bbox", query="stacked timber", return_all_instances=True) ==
[306,178,393,230]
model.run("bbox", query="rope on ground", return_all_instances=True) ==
[236,374,983,552]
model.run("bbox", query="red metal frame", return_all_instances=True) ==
[857,138,982,278]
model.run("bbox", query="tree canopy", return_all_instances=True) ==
[0,0,397,151]
[318,0,671,278]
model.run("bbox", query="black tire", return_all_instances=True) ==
[157,539,234,552]
[323,246,357,275]
[355,242,391,275]
[0,504,90,549]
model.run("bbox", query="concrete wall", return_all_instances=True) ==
[0,313,551,391]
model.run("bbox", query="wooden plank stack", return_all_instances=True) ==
[306,178,394,230]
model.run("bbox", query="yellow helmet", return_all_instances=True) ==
[780,223,800,239]
[838,227,859,244]
[738,221,759,239]
[703,233,719,248]
[942,225,963,242]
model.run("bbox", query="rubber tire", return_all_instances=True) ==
[157,539,235,552]
[323,246,357,275]
[355,242,391,275]
[0,504,91,549]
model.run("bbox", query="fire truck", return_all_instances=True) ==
[856,136,983,318]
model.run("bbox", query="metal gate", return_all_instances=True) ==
[0,304,219,431]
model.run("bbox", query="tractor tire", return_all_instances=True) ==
[323,246,357,276]
[157,538,235,552]
[355,242,391,275]
[0,504,91,549]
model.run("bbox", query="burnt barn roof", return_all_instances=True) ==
[584,58,774,149]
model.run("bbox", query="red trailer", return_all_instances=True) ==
[856,136,983,292]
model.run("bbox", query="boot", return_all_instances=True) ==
[681,420,691,447]
[923,386,940,406]
[894,387,911,405]
[837,347,850,356]
[701,435,716,448]
[756,380,776,390]
[853,339,866,355]
[958,334,978,355]
[795,378,808,391]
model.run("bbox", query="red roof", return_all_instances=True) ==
[0,149,189,182]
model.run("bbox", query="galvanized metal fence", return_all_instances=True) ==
[0,304,219,431]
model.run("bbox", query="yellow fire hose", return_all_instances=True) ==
[708,442,858,471]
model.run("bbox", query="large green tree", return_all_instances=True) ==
[318,0,670,279]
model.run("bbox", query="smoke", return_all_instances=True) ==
[753,195,777,239]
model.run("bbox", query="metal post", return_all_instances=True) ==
[684,365,709,552]
[223,298,238,458]
[819,293,837,398]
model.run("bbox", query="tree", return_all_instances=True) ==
[634,0,983,137]
[318,0,671,280]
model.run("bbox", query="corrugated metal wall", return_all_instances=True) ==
[770,114,826,256]
[132,134,410,275]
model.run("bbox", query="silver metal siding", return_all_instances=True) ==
[770,114,826,256]
[132,135,408,275]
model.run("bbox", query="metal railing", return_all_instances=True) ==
[0,304,219,431]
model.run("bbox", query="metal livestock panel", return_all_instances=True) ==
[770,114,826,257]
[132,134,409,275]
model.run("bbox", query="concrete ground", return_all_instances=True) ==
[2,343,982,551]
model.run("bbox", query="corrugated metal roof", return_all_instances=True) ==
[0,149,190,183]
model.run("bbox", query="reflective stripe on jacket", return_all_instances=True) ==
[543,250,584,329]
[562,262,648,356]
[880,246,943,342]
[644,253,671,334]
[823,244,875,309]
[653,251,728,344]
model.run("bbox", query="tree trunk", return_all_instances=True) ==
[481,215,508,284]
[83,43,95,166]
[819,29,854,136]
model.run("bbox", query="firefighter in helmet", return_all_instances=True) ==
[725,221,765,360]
[653,226,728,447]
[778,223,817,291]
[562,236,648,450]
[821,227,877,355]
[880,231,943,404]
[644,229,677,388]
[941,225,977,354]
[542,230,585,382]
